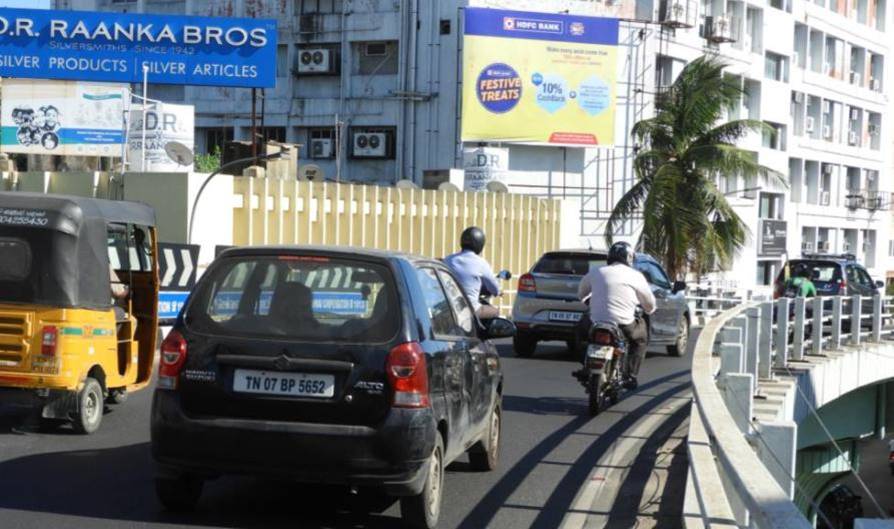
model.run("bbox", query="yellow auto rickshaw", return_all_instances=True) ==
[0,192,159,433]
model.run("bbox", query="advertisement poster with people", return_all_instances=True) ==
[0,78,126,156]
[461,8,619,146]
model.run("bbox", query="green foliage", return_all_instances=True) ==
[195,146,221,174]
[605,55,784,280]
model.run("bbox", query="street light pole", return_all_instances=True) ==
[187,150,288,244]
[141,64,149,171]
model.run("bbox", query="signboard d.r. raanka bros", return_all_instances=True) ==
[0,7,276,88]
[462,8,619,146]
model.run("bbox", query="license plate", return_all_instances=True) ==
[549,311,582,322]
[232,369,335,398]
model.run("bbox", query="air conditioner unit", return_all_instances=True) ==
[662,0,695,28]
[310,138,334,159]
[820,190,831,205]
[850,71,861,85]
[868,123,880,135]
[850,108,860,120]
[822,164,834,175]
[848,131,859,145]
[793,91,804,104]
[802,241,814,252]
[822,124,832,139]
[296,48,334,74]
[352,132,388,158]
[707,15,735,43]
[870,78,881,90]
[818,240,831,252]
[805,116,815,133]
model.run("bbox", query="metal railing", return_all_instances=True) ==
[686,294,894,528]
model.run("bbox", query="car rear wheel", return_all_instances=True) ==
[155,475,204,512]
[469,401,501,471]
[72,377,104,435]
[667,318,690,357]
[513,333,537,358]
[401,435,444,529]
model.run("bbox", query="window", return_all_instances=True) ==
[355,41,399,75]
[636,261,672,290]
[533,252,606,276]
[762,122,786,150]
[187,256,399,343]
[260,127,287,144]
[759,193,784,219]
[107,224,153,273]
[204,127,233,155]
[0,238,30,280]
[765,52,788,81]
[276,44,288,77]
[417,268,456,337]
[438,270,475,336]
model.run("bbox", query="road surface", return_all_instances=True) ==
[0,341,692,529]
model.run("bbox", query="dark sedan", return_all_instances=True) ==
[150,246,514,529]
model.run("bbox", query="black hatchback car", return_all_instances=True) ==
[151,247,513,529]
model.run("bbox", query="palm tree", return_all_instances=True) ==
[605,55,783,280]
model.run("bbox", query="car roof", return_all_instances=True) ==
[217,245,432,264]
[541,249,661,265]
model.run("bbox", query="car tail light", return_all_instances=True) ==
[40,326,58,357]
[590,330,614,346]
[838,280,847,296]
[518,273,536,294]
[386,342,430,408]
[158,330,188,390]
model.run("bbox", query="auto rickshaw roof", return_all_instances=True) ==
[0,192,156,233]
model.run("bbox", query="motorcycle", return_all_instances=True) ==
[477,270,512,316]
[578,321,628,416]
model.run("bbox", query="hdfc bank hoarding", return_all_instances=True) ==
[0,7,276,88]
[462,8,619,146]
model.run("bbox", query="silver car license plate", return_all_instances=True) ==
[233,369,335,398]
[549,311,582,322]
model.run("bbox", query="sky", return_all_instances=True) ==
[0,0,49,7]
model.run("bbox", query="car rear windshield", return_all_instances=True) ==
[787,260,842,287]
[533,253,606,276]
[184,255,400,343]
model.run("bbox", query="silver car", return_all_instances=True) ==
[511,250,690,357]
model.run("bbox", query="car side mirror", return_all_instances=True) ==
[483,317,516,340]
[672,281,687,294]
[497,269,512,281]
[875,280,885,289]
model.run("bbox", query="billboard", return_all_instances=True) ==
[462,146,508,191]
[462,8,619,146]
[0,7,276,88]
[128,103,195,172]
[1,78,126,156]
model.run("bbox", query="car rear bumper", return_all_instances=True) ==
[513,297,587,342]
[150,391,436,496]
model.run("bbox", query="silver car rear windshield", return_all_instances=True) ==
[533,253,607,276]
[185,256,400,343]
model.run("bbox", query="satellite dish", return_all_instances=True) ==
[438,182,461,193]
[164,141,194,167]
[300,164,324,181]
[486,180,509,193]
[395,179,419,189]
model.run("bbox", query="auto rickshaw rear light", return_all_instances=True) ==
[41,326,58,357]
[518,273,537,294]
[158,330,187,390]
[386,342,430,408]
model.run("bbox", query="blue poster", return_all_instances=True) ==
[0,7,276,88]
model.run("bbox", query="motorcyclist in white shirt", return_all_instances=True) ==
[577,242,656,389]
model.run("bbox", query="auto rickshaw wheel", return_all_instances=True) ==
[107,388,128,405]
[73,377,104,435]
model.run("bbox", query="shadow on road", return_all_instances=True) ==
[0,440,407,528]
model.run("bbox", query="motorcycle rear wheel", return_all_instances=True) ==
[588,374,607,416]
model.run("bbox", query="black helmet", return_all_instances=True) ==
[793,263,811,279]
[607,241,634,266]
[460,226,486,255]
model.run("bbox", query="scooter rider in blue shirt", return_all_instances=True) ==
[445,227,502,320]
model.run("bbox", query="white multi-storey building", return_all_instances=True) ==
[52,0,893,285]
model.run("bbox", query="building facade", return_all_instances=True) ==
[52,0,893,285]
